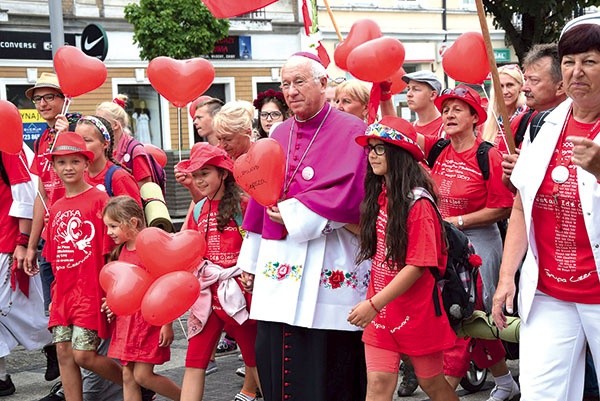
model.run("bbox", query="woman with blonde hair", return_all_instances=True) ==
[481,65,527,153]
[96,95,155,187]
[335,80,370,121]
[213,100,253,160]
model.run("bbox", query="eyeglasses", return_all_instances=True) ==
[441,87,477,103]
[329,77,347,84]
[259,111,283,120]
[364,144,386,156]
[32,93,64,104]
[280,79,311,92]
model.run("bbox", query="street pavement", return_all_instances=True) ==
[5,318,512,401]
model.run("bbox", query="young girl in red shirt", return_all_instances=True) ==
[349,117,457,401]
[176,144,260,401]
[43,132,123,401]
[75,115,141,205]
[102,196,181,401]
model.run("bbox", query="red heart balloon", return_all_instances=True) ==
[135,227,206,278]
[390,67,408,94]
[442,32,490,84]
[144,144,167,168]
[347,37,406,83]
[147,57,215,108]
[233,138,285,207]
[101,261,153,316]
[53,46,107,98]
[334,19,382,71]
[201,0,277,18]
[141,271,200,326]
[0,100,23,154]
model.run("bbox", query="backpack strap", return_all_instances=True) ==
[193,197,244,228]
[514,109,535,148]
[104,164,121,197]
[193,198,207,224]
[124,138,143,171]
[475,141,494,181]
[426,138,450,168]
[529,108,553,143]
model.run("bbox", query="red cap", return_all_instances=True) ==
[355,116,424,161]
[44,132,94,162]
[176,143,234,174]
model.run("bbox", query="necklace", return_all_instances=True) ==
[551,106,600,185]
[282,106,332,196]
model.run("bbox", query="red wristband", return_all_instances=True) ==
[369,298,380,313]
[16,233,30,247]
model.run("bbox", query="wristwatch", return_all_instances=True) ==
[457,215,464,229]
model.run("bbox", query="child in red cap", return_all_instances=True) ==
[42,132,123,401]
[176,144,260,401]
[349,117,457,401]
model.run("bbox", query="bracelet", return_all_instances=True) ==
[16,232,30,247]
[380,91,392,101]
[368,298,380,313]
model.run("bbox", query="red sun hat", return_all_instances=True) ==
[355,116,425,161]
[176,143,234,174]
[44,132,95,162]
[434,84,487,126]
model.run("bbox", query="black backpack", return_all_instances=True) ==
[410,188,479,332]
[426,139,494,179]
[122,138,167,196]
[514,108,553,148]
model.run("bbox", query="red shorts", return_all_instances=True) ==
[185,308,257,369]
[365,344,444,379]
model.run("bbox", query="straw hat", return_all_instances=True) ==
[25,72,62,100]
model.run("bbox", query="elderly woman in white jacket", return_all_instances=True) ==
[492,15,600,401]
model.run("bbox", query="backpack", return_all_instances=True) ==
[193,198,243,228]
[122,138,167,196]
[426,139,494,179]
[410,188,479,332]
[514,108,552,148]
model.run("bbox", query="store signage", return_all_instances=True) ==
[205,36,252,60]
[0,31,76,60]
[81,24,108,61]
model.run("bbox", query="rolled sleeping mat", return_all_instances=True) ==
[457,310,520,343]
[140,182,174,233]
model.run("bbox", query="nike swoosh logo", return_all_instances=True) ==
[84,36,103,51]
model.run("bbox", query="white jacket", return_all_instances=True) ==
[512,98,600,322]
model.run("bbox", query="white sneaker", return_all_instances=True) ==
[236,365,246,378]
[487,380,520,401]
[205,360,218,376]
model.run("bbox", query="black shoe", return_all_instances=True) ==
[397,361,418,397]
[43,344,60,381]
[0,375,15,396]
[39,381,64,401]
[141,387,156,401]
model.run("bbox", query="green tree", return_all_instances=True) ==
[124,0,230,60]
[482,1,599,62]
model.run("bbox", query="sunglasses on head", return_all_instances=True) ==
[442,87,477,103]
[499,64,522,73]
[329,77,347,84]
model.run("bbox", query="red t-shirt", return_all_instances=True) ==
[108,247,170,364]
[532,117,600,303]
[46,187,112,338]
[414,116,444,140]
[131,156,152,183]
[85,162,142,206]
[30,129,65,207]
[362,188,456,356]
[0,151,31,253]
[429,138,514,217]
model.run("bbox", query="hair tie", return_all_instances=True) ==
[79,116,111,142]
[113,98,126,109]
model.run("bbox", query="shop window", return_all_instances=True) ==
[116,84,163,147]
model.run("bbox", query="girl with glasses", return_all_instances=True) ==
[252,90,289,139]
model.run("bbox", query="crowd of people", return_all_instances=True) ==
[1,11,599,401]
